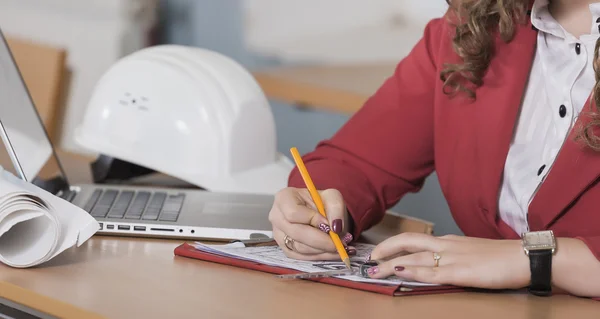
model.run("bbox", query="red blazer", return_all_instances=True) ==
[287,10,600,262]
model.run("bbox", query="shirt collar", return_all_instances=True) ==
[531,0,600,40]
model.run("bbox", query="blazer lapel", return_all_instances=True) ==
[528,99,600,230]
[475,21,538,220]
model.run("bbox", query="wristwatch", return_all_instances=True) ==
[521,230,557,296]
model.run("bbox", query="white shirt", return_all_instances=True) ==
[498,0,600,235]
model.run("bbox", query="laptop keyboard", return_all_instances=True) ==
[83,188,184,222]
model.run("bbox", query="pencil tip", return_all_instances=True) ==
[344,258,352,270]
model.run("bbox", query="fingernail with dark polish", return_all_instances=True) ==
[347,248,357,255]
[367,267,379,276]
[318,223,331,233]
[394,266,405,272]
[332,219,343,234]
[342,232,353,244]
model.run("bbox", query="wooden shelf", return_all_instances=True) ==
[252,62,396,114]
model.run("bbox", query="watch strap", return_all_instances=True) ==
[528,249,553,296]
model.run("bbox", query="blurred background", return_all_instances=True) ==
[0,0,461,235]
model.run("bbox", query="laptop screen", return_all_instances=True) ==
[0,30,69,194]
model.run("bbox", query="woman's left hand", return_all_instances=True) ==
[366,233,531,290]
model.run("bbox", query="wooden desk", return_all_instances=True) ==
[0,153,599,318]
[253,63,396,114]
[3,236,600,319]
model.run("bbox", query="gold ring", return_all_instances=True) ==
[433,252,441,267]
[283,234,296,252]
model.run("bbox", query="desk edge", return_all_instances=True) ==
[0,281,105,319]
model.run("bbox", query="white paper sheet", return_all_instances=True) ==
[0,167,100,268]
[192,242,439,287]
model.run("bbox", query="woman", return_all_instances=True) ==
[267,0,600,298]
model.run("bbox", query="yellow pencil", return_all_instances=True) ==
[289,147,352,270]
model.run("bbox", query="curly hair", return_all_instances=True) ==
[441,0,600,151]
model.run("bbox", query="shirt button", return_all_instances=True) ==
[559,105,567,118]
[537,165,546,176]
[576,43,581,54]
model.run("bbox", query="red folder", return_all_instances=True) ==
[174,243,464,296]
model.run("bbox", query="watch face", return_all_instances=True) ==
[523,231,556,250]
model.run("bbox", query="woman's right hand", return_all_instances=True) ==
[268,187,355,260]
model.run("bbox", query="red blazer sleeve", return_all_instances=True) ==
[288,18,446,237]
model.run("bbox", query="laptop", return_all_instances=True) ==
[0,29,275,241]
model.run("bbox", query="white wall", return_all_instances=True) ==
[243,0,449,64]
[0,0,158,154]
[0,0,447,154]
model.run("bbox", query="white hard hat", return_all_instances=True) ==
[74,44,294,195]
